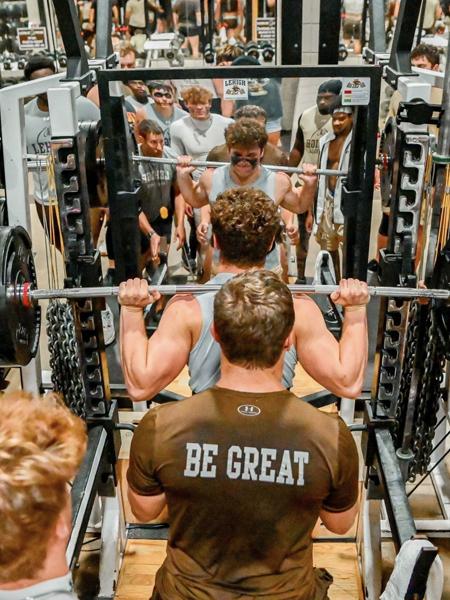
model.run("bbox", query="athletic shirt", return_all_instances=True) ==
[127,388,359,600]
[208,165,280,270]
[188,273,297,393]
[297,105,332,166]
[0,573,78,600]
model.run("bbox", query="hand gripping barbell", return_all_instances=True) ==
[1,226,448,367]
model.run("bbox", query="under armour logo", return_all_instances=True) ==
[237,404,261,417]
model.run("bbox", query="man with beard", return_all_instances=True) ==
[289,80,341,283]
[315,104,354,281]
[135,119,186,269]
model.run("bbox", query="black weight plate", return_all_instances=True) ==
[379,117,397,208]
[78,120,106,208]
[0,226,40,366]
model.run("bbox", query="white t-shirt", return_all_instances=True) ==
[25,96,100,204]
[169,113,233,180]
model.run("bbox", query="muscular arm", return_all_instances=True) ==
[293,296,368,398]
[277,172,317,214]
[177,168,212,208]
[320,502,358,534]
[128,487,167,522]
[120,293,198,401]
[289,121,304,167]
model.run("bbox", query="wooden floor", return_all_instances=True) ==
[115,540,363,599]
[114,364,363,600]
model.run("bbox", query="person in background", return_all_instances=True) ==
[172,0,201,58]
[23,55,100,249]
[125,0,163,36]
[232,55,283,146]
[289,80,341,284]
[422,0,442,33]
[135,119,186,271]
[215,0,245,41]
[170,85,234,274]
[0,392,86,600]
[315,105,353,281]
[207,104,287,166]
[146,81,188,146]
[213,44,245,117]
[342,0,364,54]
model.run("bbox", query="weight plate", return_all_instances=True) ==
[79,120,106,208]
[0,226,40,366]
[379,117,397,208]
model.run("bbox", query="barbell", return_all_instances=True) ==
[1,226,448,367]
[27,153,347,178]
[132,155,348,178]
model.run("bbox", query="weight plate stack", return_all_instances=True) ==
[0,226,40,366]
[380,117,397,208]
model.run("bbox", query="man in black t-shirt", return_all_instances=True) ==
[126,270,360,600]
[136,119,186,268]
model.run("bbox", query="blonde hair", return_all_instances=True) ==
[214,270,294,368]
[0,392,86,583]
[181,85,213,105]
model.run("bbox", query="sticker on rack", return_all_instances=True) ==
[224,79,249,100]
[341,77,371,105]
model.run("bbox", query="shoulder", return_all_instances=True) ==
[169,116,187,132]
[293,294,323,319]
[275,170,291,189]
[161,292,202,328]
[215,114,234,126]
[207,143,226,162]
[24,98,37,114]
[164,146,178,160]
[266,143,288,166]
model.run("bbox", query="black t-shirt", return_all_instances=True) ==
[173,0,199,26]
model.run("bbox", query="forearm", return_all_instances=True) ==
[288,148,301,167]
[337,307,368,397]
[177,175,207,208]
[138,211,154,234]
[174,194,185,226]
[280,207,294,227]
[120,307,154,401]
[296,183,316,213]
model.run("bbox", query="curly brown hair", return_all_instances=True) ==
[0,392,86,583]
[181,85,213,104]
[214,270,295,369]
[225,118,268,149]
[211,187,282,267]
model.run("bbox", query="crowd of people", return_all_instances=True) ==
[6,13,448,598]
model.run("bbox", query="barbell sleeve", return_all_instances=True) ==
[132,155,348,178]
[18,283,450,304]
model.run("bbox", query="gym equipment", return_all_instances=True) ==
[134,155,349,178]
[0,227,40,366]
[0,223,448,367]
[379,117,397,207]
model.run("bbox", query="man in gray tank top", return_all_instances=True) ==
[176,119,313,280]
[119,188,370,401]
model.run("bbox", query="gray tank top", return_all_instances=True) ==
[188,272,297,394]
[208,166,280,269]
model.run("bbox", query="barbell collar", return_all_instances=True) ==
[132,155,348,178]
[17,283,450,304]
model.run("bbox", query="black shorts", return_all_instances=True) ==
[178,25,200,37]
[378,212,389,236]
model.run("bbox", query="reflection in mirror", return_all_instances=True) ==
[131,75,372,283]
